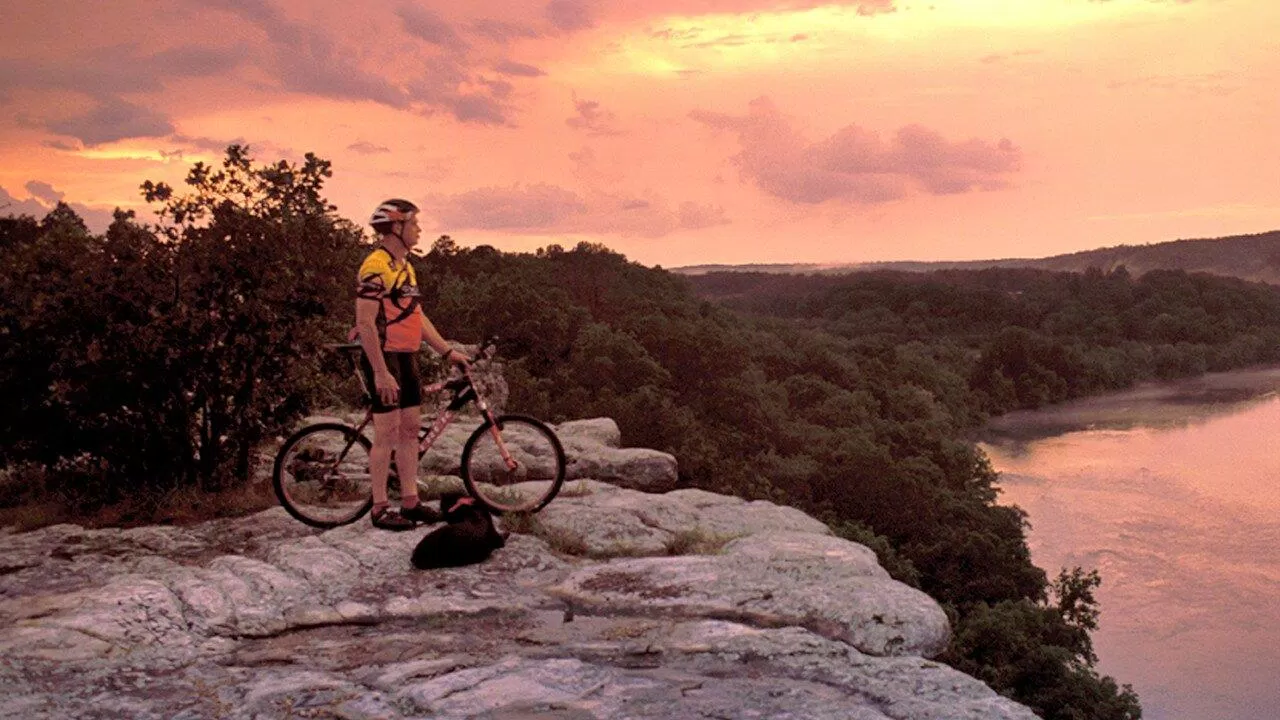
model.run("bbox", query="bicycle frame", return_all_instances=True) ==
[342,346,519,473]
[276,342,567,526]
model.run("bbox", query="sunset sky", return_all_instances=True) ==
[1,0,1277,267]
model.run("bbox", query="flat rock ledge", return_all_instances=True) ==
[0,480,1037,719]
[305,415,679,494]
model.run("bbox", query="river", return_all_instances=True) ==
[979,367,1280,720]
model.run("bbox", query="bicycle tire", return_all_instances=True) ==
[273,422,375,528]
[460,415,565,515]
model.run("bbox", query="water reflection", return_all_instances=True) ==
[979,368,1280,720]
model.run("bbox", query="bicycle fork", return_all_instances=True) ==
[479,405,520,473]
[458,374,519,473]
[417,385,519,473]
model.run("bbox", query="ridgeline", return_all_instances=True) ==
[675,228,1280,285]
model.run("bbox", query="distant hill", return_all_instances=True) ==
[673,230,1280,284]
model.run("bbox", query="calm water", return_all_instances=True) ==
[980,368,1280,720]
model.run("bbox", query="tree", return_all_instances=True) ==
[138,145,363,489]
[1,147,365,508]
[941,568,1141,720]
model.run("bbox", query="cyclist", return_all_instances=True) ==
[354,198,469,530]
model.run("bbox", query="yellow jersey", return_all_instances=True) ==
[356,247,425,352]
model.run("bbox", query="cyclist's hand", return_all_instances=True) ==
[374,370,399,406]
[446,348,471,370]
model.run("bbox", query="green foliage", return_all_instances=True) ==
[694,266,1280,415]
[830,519,921,587]
[0,147,362,505]
[941,569,1141,720]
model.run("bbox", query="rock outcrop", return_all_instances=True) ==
[412,416,677,494]
[0,423,1037,720]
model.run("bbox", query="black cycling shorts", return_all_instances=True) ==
[359,351,422,414]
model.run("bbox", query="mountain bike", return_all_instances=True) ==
[272,341,566,528]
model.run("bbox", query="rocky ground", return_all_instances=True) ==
[0,419,1039,720]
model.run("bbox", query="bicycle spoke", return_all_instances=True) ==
[273,424,373,528]
[461,415,565,514]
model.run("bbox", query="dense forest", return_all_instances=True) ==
[14,148,1280,719]
[690,267,1280,415]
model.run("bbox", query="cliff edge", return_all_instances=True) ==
[0,418,1038,719]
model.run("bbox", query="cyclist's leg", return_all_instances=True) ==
[391,354,431,517]
[394,404,422,504]
[358,352,400,508]
[369,411,398,506]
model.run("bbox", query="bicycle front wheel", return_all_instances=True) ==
[273,422,374,528]
[461,415,566,515]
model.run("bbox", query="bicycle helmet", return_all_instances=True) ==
[369,198,419,236]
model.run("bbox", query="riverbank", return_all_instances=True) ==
[981,364,1280,445]
[981,369,1280,720]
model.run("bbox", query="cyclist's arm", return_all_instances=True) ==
[355,297,390,374]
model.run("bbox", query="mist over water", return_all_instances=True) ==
[980,369,1280,720]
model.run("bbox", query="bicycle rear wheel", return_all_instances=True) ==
[273,422,374,528]
[460,415,565,515]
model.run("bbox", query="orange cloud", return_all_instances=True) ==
[0,41,240,146]
[0,184,114,230]
[397,4,471,53]
[426,183,728,238]
[546,0,596,32]
[348,141,391,155]
[44,97,174,147]
[691,97,1021,204]
[566,98,623,136]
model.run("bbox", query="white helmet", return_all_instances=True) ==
[369,198,418,235]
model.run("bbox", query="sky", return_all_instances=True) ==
[1,0,1277,268]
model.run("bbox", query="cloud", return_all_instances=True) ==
[25,181,65,204]
[494,60,546,77]
[348,141,392,155]
[203,0,282,28]
[47,96,175,147]
[397,4,470,52]
[203,0,407,109]
[271,38,410,110]
[147,44,245,78]
[0,43,243,97]
[469,18,544,42]
[677,201,729,230]
[198,0,520,124]
[0,187,49,218]
[690,97,1020,205]
[0,0,904,142]
[565,98,623,136]
[42,139,84,151]
[0,41,243,145]
[621,0,896,20]
[427,183,728,238]
[170,134,247,154]
[451,94,509,124]
[0,185,116,233]
[546,0,595,32]
[432,183,586,229]
[569,146,625,185]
